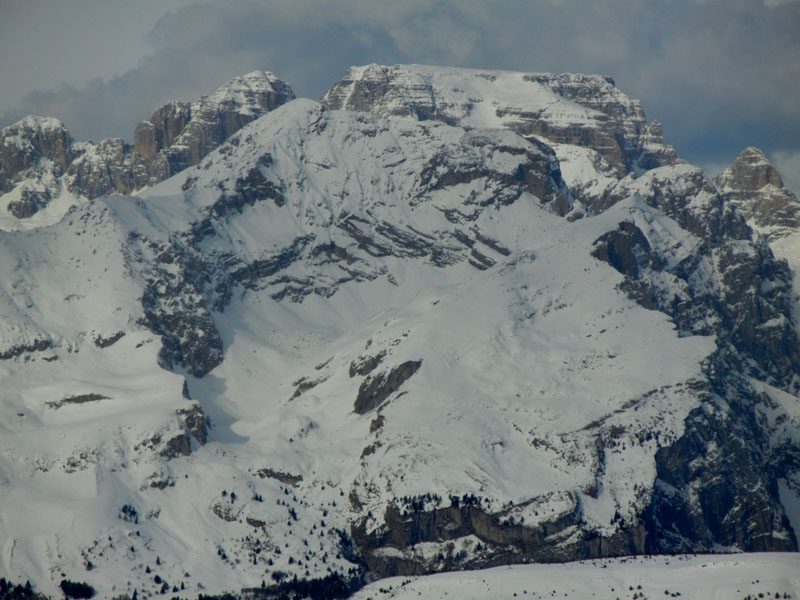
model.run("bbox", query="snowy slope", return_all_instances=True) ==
[352,553,800,600]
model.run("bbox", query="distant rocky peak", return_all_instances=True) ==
[714,147,799,240]
[715,146,784,192]
[321,63,679,175]
[9,114,70,135]
[134,71,295,165]
[0,115,75,191]
[1,70,296,220]
[198,70,295,116]
[0,115,73,160]
[138,70,296,176]
[321,64,436,119]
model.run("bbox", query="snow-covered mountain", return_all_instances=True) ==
[0,65,799,599]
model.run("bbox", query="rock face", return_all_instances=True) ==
[352,496,648,576]
[136,71,295,176]
[717,147,784,191]
[133,101,192,160]
[0,116,75,193]
[354,360,422,414]
[0,116,79,218]
[0,71,294,219]
[714,147,800,241]
[66,137,161,199]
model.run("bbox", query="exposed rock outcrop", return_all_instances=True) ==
[133,101,192,160]
[119,224,225,378]
[717,147,784,191]
[0,116,75,193]
[0,116,80,218]
[73,70,295,199]
[649,381,797,553]
[352,497,647,577]
[591,220,661,280]
[159,71,294,174]
[354,360,422,414]
[177,402,208,445]
[66,137,164,198]
[714,147,800,241]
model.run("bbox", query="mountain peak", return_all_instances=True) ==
[716,146,784,191]
[321,63,678,176]
[714,146,799,240]
[0,114,74,196]
[199,69,295,117]
[9,114,69,132]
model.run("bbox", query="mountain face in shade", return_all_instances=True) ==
[0,64,798,599]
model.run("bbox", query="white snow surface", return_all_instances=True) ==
[352,553,800,600]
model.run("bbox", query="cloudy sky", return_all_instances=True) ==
[2,0,799,190]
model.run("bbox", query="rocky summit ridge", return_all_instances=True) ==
[321,64,681,175]
[0,71,294,222]
[0,64,799,599]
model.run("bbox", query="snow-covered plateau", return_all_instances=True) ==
[0,65,798,599]
[352,553,800,600]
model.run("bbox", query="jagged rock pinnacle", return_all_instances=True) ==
[715,146,799,240]
[716,146,784,192]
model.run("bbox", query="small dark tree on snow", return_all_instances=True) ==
[59,579,95,599]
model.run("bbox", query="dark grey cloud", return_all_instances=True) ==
[2,0,799,189]
[0,0,193,121]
